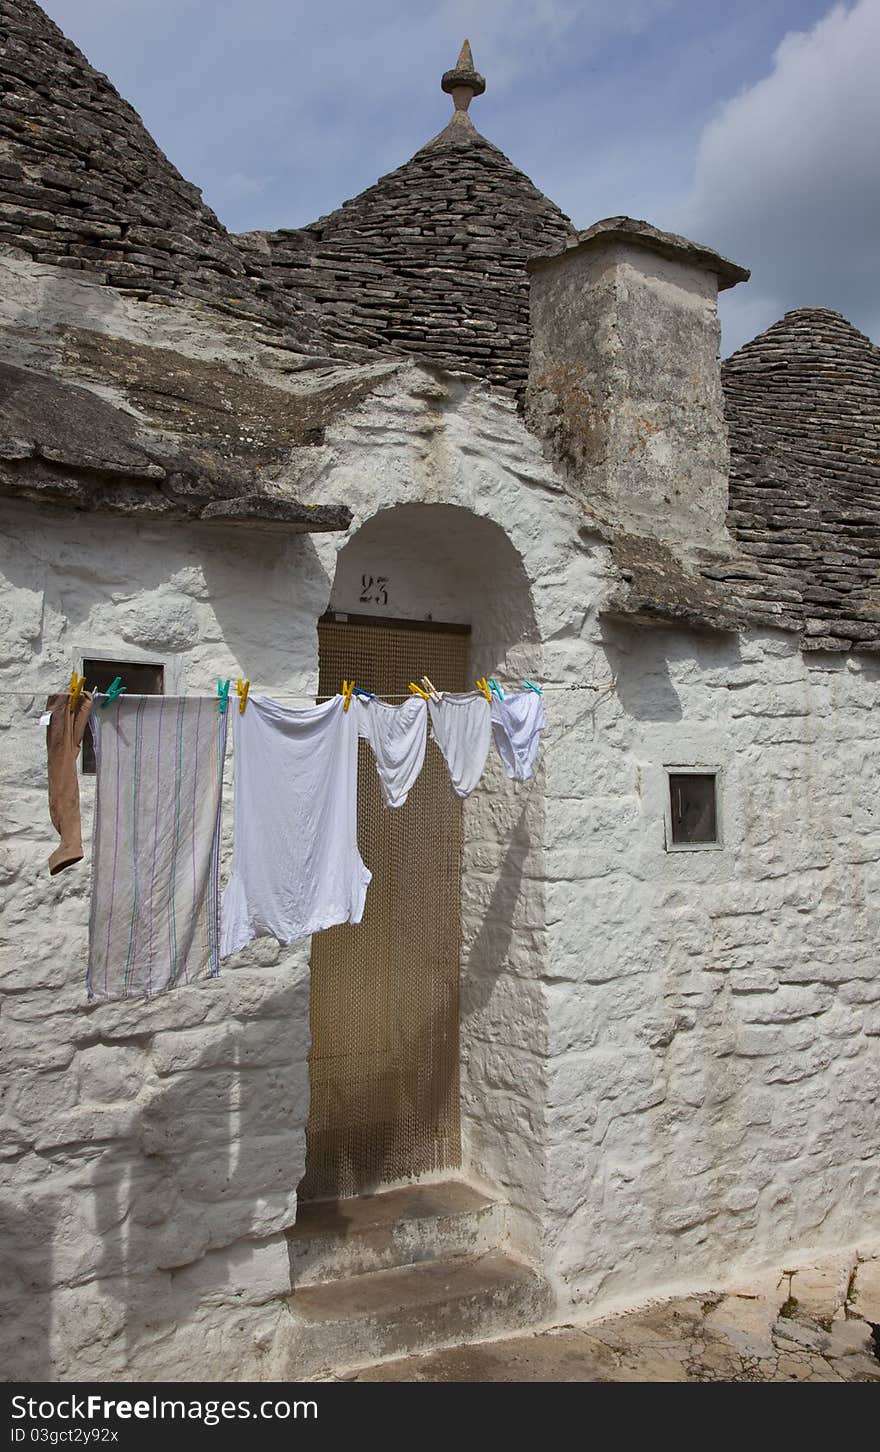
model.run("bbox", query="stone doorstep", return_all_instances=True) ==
[277,1249,553,1381]
[287,1179,505,1287]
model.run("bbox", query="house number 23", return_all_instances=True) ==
[360,574,389,606]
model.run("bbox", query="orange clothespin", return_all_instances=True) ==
[421,676,442,702]
[236,678,250,714]
[342,680,355,712]
[475,677,491,702]
[408,681,430,700]
[68,671,86,715]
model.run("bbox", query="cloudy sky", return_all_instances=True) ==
[41,0,879,355]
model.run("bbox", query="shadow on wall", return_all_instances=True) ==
[601,619,745,723]
[201,530,330,688]
[0,509,332,700]
[463,807,533,1018]
[90,968,310,1379]
[330,503,539,670]
[1,967,310,1380]
[0,1196,54,1379]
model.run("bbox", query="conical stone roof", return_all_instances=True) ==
[235,43,576,393]
[0,0,283,326]
[721,308,880,648]
[0,14,575,384]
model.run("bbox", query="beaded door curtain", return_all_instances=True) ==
[299,615,469,1201]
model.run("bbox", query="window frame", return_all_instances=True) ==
[76,651,167,774]
[663,763,724,852]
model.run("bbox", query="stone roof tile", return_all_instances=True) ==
[719,308,880,648]
[4,7,880,645]
[0,0,300,334]
[0,352,358,531]
[234,46,576,394]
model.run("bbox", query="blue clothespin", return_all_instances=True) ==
[99,676,126,709]
[353,687,375,700]
[217,679,231,715]
[523,679,543,695]
[488,677,504,701]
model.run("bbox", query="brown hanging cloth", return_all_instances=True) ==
[45,690,93,875]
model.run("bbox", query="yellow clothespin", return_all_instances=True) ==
[475,677,491,702]
[342,680,355,712]
[408,681,430,700]
[236,678,250,715]
[421,676,442,703]
[68,670,86,715]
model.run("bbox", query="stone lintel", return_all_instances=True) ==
[528,215,750,292]
[198,497,352,531]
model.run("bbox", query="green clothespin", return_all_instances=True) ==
[217,679,231,715]
[488,677,504,701]
[99,676,126,709]
[523,679,543,695]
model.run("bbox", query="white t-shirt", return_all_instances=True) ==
[428,691,492,799]
[490,690,546,781]
[355,695,427,808]
[221,694,371,957]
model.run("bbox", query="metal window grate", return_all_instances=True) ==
[299,616,469,1202]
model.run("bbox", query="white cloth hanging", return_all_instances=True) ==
[221,694,371,957]
[355,695,427,808]
[88,696,228,1000]
[427,691,492,799]
[490,690,546,781]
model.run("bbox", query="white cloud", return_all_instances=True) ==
[678,0,880,353]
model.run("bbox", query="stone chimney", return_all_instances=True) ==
[526,217,749,550]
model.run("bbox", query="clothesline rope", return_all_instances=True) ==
[17,681,616,703]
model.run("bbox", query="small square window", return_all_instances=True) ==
[81,659,164,773]
[667,771,720,847]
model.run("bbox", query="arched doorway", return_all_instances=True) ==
[300,504,537,1203]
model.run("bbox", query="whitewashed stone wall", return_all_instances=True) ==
[539,627,880,1308]
[307,367,602,1262]
[0,506,329,1379]
[0,366,589,1377]
[1,354,878,1379]
[308,366,879,1295]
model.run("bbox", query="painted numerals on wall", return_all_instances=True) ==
[359,574,390,606]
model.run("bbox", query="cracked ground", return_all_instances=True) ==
[345,1252,880,1382]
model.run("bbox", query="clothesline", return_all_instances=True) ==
[18,681,616,703]
[46,677,552,998]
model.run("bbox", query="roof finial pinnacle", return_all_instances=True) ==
[441,38,486,113]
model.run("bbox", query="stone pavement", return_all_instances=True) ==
[346,1252,880,1382]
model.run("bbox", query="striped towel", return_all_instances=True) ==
[88,696,228,1000]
